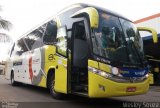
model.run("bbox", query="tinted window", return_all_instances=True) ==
[92,12,129,63]
[24,23,47,50]
[23,20,57,50]
[14,39,28,56]
[119,18,144,64]
[43,20,57,44]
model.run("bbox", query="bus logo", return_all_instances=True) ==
[48,54,54,61]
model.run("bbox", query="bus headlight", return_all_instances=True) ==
[98,71,111,78]
[88,66,148,83]
[88,67,111,78]
[111,67,119,75]
[88,67,111,79]
[145,74,149,78]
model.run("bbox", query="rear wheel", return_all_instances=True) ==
[11,72,19,86]
[48,73,64,99]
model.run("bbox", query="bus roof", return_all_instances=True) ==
[57,3,132,22]
[77,3,132,22]
[19,3,133,40]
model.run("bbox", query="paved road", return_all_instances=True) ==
[0,75,160,108]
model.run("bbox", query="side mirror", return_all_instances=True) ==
[56,26,68,56]
[137,27,158,43]
[57,26,67,39]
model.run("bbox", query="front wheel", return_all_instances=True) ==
[11,72,19,86]
[48,73,64,99]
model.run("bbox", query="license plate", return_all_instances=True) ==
[126,87,136,92]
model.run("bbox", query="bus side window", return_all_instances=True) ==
[15,38,28,55]
[24,24,46,50]
[30,23,47,50]
[43,20,57,45]
[10,43,15,57]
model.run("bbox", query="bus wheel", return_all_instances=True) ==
[11,72,18,86]
[48,73,64,99]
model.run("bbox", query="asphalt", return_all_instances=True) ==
[0,75,160,108]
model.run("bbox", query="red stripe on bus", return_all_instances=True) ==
[29,56,33,82]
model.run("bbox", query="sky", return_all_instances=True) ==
[0,0,160,61]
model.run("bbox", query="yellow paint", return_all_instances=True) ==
[98,62,111,73]
[88,71,149,97]
[149,73,154,84]
[39,76,47,87]
[88,60,99,69]
[71,7,99,28]
[37,45,67,94]
[54,56,67,94]
[39,45,56,87]
[137,27,158,43]
[154,67,159,73]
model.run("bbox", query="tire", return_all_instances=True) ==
[11,72,19,86]
[48,73,64,99]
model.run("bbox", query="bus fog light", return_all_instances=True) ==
[99,71,109,78]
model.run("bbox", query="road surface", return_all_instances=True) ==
[0,75,160,108]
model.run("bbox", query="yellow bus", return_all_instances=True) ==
[143,37,160,85]
[5,3,158,99]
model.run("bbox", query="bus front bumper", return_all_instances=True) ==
[88,72,149,98]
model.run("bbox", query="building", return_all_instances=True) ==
[135,13,160,85]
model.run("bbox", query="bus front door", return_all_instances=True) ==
[70,19,90,94]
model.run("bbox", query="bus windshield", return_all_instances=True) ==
[92,11,145,66]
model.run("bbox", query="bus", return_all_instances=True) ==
[143,35,160,85]
[5,3,158,99]
[134,15,160,85]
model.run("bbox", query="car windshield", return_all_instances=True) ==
[91,11,145,65]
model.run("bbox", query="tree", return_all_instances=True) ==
[0,17,12,30]
[0,6,13,62]
[0,5,12,31]
[0,5,12,43]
